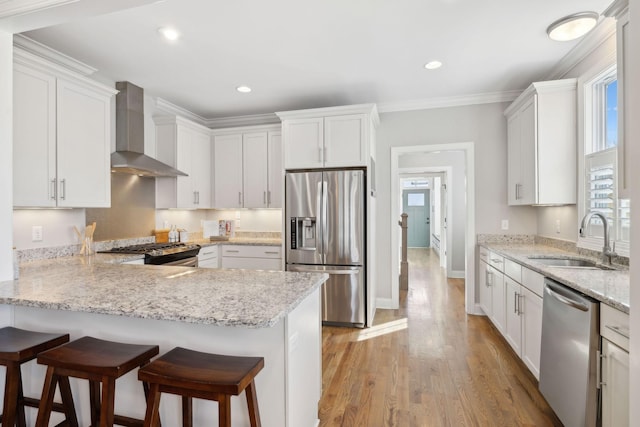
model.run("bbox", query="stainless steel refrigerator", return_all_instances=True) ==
[285,169,366,327]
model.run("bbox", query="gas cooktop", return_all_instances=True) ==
[99,242,201,264]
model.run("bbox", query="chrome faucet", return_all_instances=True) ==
[579,212,616,265]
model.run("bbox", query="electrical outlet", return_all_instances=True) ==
[32,226,43,242]
[556,219,561,234]
[501,219,509,230]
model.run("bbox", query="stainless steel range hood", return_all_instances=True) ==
[111,81,187,177]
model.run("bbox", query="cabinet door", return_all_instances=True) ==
[489,268,506,334]
[267,131,283,208]
[176,126,194,208]
[283,118,323,169]
[504,278,522,355]
[478,261,492,317]
[521,287,542,379]
[56,79,111,207]
[191,130,212,208]
[242,132,268,208]
[506,114,520,205]
[324,114,367,167]
[13,64,57,207]
[617,14,630,199]
[518,97,537,205]
[601,339,629,427]
[214,134,243,208]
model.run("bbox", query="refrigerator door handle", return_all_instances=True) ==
[289,267,358,275]
[322,180,328,261]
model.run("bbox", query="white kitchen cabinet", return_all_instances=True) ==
[155,116,212,209]
[504,79,577,206]
[213,125,282,209]
[277,104,377,170]
[478,256,492,317]
[504,276,523,355]
[605,0,630,199]
[197,246,219,269]
[488,266,506,334]
[13,58,115,208]
[600,302,629,427]
[221,245,282,271]
[478,248,505,334]
[213,134,243,208]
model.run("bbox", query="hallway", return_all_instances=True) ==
[319,248,562,426]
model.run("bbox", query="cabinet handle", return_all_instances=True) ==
[51,179,57,200]
[238,192,242,206]
[487,270,492,286]
[513,292,518,314]
[264,251,279,255]
[225,250,240,253]
[318,146,323,162]
[518,294,524,316]
[264,191,267,205]
[60,179,66,200]
[268,191,271,205]
[605,324,630,339]
[197,191,200,204]
[597,350,605,388]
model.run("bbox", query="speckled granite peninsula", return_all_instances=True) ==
[0,255,327,426]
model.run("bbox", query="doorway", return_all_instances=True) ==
[402,188,430,248]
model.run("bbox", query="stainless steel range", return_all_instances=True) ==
[99,243,201,266]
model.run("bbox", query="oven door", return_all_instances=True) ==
[160,257,198,267]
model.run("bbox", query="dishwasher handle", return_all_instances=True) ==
[545,285,589,312]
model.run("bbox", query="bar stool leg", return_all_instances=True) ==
[58,376,79,427]
[3,361,21,427]
[36,366,59,427]
[16,366,27,427]
[218,394,231,427]
[143,383,161,427]
[100,377,116,427]
[182,396,192,427]
[89,380,101,426]
[245,380,261,427]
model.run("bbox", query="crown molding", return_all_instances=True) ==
[276,103,378,120]
[205,113,280,129]
[0,0,77,19]
[210,123,281,135]
[377,91,521,113]
[155,97,208,126]
[604,0,629,18]
[545,18,617,80]
[13,34,96,76]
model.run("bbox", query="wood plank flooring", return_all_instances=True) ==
[319,248,563,427]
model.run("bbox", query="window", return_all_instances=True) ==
[579,64,630,256]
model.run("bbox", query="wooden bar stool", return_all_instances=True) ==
[138,347,264,427]
[35,336,159,427]
[0,327,70,427]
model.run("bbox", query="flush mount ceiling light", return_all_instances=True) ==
[236,85,252,93]
[546,12,599,41]
[424,60,443,70]
[158,26,180,41]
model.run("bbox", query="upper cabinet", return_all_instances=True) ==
[605,0,630,199]
[504,79,577,206]
[13,50,116,208]
[212,125,282,209]
[277,104,379,170]
[155,116,212,209]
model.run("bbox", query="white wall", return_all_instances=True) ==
[628,0,639,418]
[535,28,617,242]
[207,209,282,232]
[13,209,86,249]
[375,104,537,300]
[0,31,13,279]
[399,151,465,273]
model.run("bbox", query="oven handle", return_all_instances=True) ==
[162,257,198,267]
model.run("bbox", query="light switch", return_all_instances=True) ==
[32,226,43,242]
[501,220,509,230]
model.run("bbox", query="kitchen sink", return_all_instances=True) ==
[527,256,612,270]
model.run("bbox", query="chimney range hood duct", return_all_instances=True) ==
[111,81,187,177]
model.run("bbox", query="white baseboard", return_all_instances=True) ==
[448,270,465,279]
[375,297,398,309]
[468,303,486,316]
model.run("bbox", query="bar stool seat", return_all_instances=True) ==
[0,327,70,427]
[138,347,264,427]
[36,336,159,427]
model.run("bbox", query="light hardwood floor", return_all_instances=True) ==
[319,248,562,427]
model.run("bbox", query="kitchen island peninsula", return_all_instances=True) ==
[0,255,327,426]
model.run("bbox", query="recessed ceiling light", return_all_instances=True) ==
[424,60,443,70]
[236,85,252,93]
[158,27,180,41]
[547,12,599,41]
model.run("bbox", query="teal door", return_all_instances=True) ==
[403,189,430,248]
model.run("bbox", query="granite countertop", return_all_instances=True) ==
[480,243,630,313]
[1,255,326,328]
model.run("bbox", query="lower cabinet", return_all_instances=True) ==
[221,245,282,270]
[477,246,544,380]
[600,303,630,427]
[198,246,219,269]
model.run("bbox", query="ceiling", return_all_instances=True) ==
[21,0,614,121]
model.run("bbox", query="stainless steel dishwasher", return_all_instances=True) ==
[539,278,600,427]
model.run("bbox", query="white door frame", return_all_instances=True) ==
[399,168,452,276]
[390,143,476,314]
